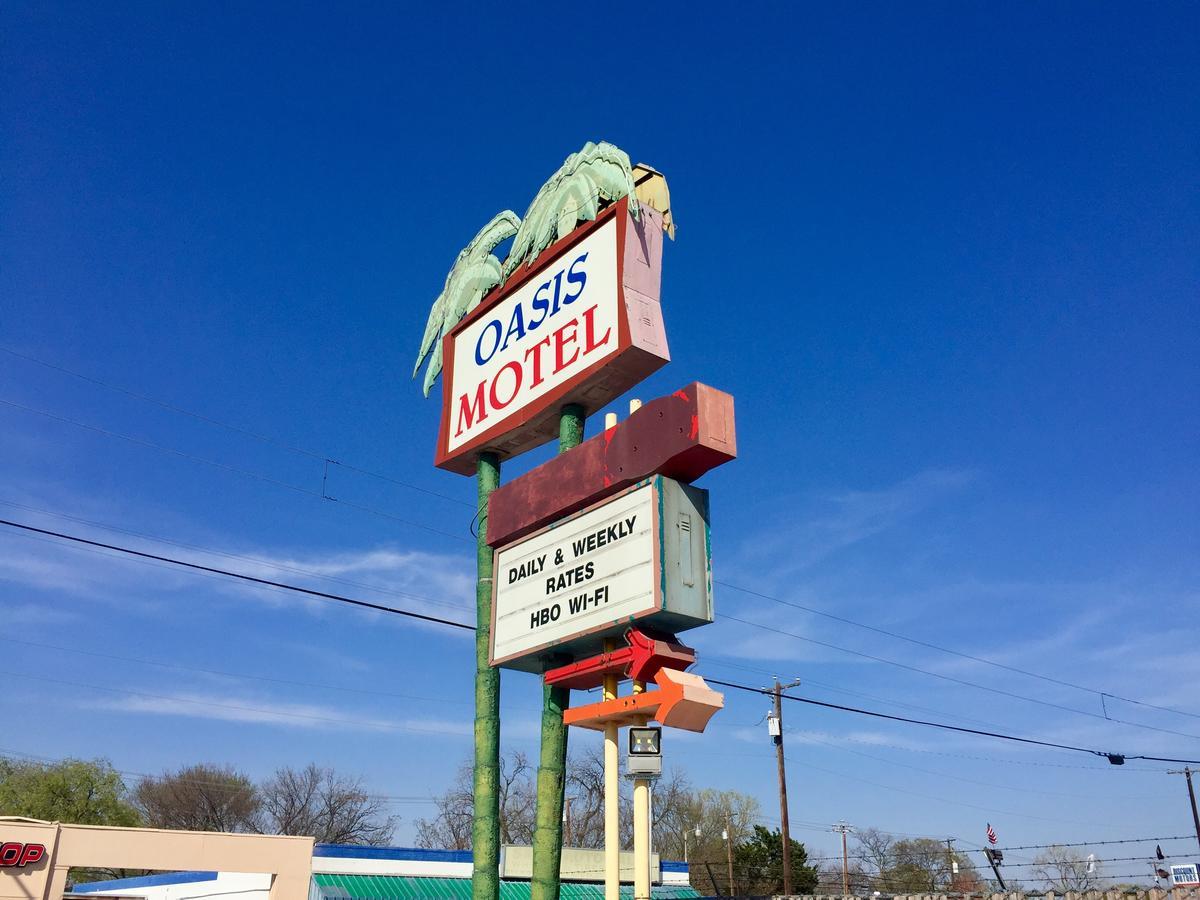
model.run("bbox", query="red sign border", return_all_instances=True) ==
[488,474,665,672]
[434,198,634,472]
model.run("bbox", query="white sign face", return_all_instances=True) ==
[1171,865,1200,886]
[446,217,620,454]
[492,482,657,666]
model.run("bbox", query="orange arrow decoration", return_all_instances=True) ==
[562,667,724,733]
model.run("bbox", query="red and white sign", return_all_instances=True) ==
[435,198,669,473]
[0,842,46,868]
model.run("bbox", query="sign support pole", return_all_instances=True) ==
[603,639,620,900]
[530,405,584,900]
[633,677,651,900]
[600,411,621,900]
[633,775,651,900]
[472,452,501,900]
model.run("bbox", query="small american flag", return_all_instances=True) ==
[986,823,998,845]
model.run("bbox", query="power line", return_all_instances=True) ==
[1,344,471,508]
[0,636,471,706]
[718,580,1200,722]
[9,369,1195,738]
[0,497,471,612]
[700,656,1024,733]
[0,518,473,630]
[9,348,1197,734]
[795,731,1171,801]
[0,397,471,543]
[0,635,536,719]
[719,613,1200,741]
[5,516,1198,768]
[781,755,1100,827]
[703,677,1200,766]
[963,835,1199,853]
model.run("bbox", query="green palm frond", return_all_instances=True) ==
[503,141,638,278]
[413,210,521,397]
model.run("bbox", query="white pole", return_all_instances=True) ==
[634,776,651,900]
[603,641,620,900]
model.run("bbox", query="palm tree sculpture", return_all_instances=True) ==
[413,140,671,397]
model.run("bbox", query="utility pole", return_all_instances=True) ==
[944,838,957,890]
[1168,767,1200,851]
[832,823,853,896]
[771,677,802,895]
[724,814,736,898]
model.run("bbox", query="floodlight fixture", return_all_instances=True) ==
[627,726,663,778]
[629,726,662,756]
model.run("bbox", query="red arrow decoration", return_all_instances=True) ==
[543,628,696,691]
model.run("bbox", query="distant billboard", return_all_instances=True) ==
[1172,864,1200,887]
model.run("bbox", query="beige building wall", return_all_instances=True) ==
[0,819,312,900]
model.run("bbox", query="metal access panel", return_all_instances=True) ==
[490,475,713,672]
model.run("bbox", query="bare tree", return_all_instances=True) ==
[1032,845,1103,892]
[134,764,259,833]
[849,827,894,893]
[643,764,693,858]
[414,751,534,850]
[846,830,979,894]
[416,746,700,857]
[672,788,762,896]
[259,764,395,845]
[563,744,607,849]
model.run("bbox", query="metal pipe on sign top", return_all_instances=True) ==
[472,452,501,900]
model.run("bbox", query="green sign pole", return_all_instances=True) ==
[472,451,501,900]
[530,404,584,900]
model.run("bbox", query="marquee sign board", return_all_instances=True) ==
[435,198,669,474]
[490,475,712,672]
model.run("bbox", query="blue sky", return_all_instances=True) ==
[2,0,1198,877]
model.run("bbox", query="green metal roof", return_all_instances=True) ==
[311,874,701,900]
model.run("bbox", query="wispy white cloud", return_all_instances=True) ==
[85,690,472,736]
[0,600,79,626]
[0,495,474,629]
[729,468,975,586]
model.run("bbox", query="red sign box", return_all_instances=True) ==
[435,198,670,474]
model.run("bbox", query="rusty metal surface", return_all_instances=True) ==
[486,383,736,548]
[542,627,696,691]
